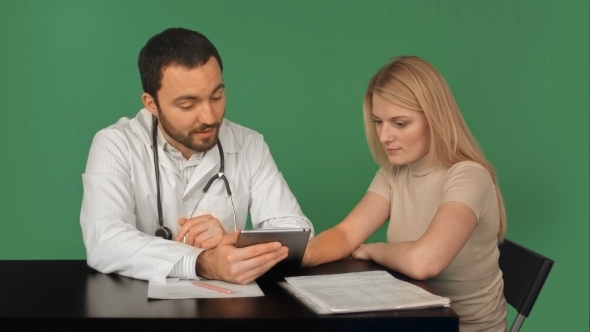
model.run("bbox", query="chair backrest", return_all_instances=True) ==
[498,239,554,332]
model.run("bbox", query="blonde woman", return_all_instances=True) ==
[302,56,507,331]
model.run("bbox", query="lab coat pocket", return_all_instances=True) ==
[187,194,249,233]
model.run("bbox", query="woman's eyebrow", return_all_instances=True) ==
[388,115,412,121]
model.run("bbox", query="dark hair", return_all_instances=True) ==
[138,28,223,103]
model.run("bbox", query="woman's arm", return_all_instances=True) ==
[302,192,390,267]
[352,201,477,280]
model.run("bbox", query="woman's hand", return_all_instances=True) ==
[351,243,374,260]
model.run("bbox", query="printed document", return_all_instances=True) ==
[148,279,264,299]
[282,270,450,314]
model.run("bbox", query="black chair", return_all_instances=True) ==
[498,239,554,332]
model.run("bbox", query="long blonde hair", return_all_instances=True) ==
[363,56,506,241]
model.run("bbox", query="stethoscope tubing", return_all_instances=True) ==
[185,134,237,232]
[152,116,165,231]
[152,116,237,239]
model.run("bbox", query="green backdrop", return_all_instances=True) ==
[2,1,588,331]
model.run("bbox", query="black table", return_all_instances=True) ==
[0,259,458,331]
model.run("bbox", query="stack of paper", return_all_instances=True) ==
[280,270,450,314]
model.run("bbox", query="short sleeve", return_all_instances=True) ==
[441,162,494,220]
[367,167,391,203]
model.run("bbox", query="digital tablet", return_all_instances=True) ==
[237,228,311,278]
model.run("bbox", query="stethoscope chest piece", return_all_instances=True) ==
[155,226,172,240]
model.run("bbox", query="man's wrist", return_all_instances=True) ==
[195,249,214,279]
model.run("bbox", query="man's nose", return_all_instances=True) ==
[198,101,216,125]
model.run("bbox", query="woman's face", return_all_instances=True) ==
[371,93,431,166]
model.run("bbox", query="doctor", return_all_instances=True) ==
[80,28,313,284]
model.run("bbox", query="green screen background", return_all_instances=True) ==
[2,1,588,331]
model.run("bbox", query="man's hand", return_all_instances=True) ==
[176,214,227,249]
[196,230,289,284]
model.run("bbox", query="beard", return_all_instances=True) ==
[157,109,222,153]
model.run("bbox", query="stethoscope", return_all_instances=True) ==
[151,116,237,240]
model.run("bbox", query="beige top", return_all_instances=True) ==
[368,154,507,332]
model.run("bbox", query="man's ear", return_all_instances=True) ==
[142,93,158,116]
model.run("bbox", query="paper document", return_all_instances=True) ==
[283,270,450,314]
[148,279,264,299]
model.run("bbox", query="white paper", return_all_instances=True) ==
[278,282,331,314]
[284,270,450,313]
[148,279,264,299]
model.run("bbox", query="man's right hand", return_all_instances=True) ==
[195,230,288,284]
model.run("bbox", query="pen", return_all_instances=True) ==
[191,281,233,294]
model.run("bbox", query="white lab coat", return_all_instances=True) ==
[80,109,313,282]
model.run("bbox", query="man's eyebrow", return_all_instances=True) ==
[212,83,225,94]
[171,84,225,104]
[172,95,201,104]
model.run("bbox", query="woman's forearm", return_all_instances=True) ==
[365,241,441,280]
[302,227,354,267]
[365,202,478,280]
[302,192,392,268]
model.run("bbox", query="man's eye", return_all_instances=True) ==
[211,95,222,101]
[179,104,193,110]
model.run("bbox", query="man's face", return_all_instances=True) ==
[144,57,226,156]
